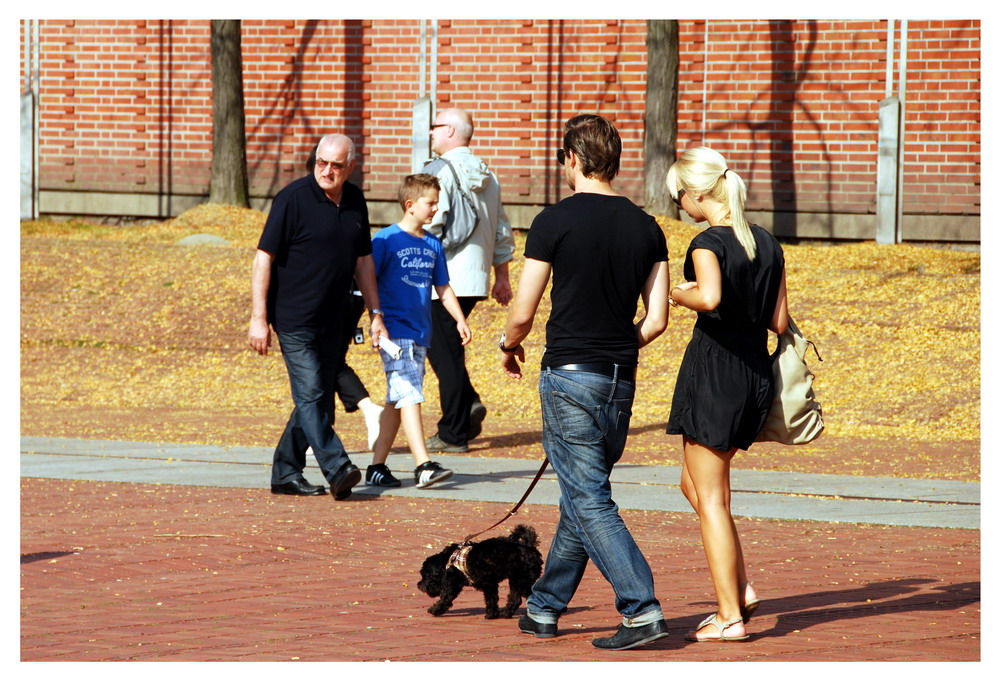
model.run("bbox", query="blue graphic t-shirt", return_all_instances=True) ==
[371,224,450,347]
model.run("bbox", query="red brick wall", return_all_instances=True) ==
[22,19,980,230]
[673,19,980,218]
[897,20,981,215]
[28,20,215,195]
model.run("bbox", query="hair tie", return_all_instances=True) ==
[723,168,730,178]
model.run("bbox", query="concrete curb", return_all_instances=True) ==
[21,436,980,529]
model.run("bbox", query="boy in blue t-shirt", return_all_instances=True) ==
[368,174,472,489]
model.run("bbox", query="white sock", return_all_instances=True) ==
[359,399,383,451]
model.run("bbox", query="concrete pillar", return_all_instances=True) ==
[876,96,901,244]
[412,96,432,173]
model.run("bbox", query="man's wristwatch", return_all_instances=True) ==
[498,332,522,353]
[368,308,384,317]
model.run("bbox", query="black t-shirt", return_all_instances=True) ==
[257,175,372,332]
[524,193,668,367]
[684,225,785,352]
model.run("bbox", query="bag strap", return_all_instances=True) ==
[438,157,472,203]
[786,316,823,362]
[463,457,549,543]
[807,339,823,362]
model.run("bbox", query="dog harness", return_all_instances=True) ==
[446,542,476,584]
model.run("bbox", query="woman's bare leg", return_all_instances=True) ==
[683,437,747,638]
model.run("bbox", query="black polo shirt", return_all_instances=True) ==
[257,174,372,333]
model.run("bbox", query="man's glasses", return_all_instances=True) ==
[556,148,568,165]
[672,188,686,207]
[315,158,348,172]
[430,123,450,131]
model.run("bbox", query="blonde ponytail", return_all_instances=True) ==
[669,147,757,261]
[725,169,756,261]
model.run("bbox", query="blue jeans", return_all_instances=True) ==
[526,367,663,626]
[271,329,354,486]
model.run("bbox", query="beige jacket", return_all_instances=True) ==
[423,146,515,298]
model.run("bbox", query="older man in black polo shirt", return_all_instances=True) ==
[249,133,387,501]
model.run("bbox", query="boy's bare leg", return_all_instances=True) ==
[400,404,431,466]
[371,403,401,465]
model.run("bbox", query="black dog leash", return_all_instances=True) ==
[463,458,549,543]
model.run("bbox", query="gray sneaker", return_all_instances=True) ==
[468,401,487,440]
[424,433,469,453]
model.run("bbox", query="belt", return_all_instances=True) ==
[545,363,636,381]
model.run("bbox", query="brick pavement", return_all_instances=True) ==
[20,477,980,662]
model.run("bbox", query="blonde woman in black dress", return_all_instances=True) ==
[666,147,788,642]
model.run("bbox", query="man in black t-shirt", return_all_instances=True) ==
[499,115,671,650]
[248,134,387,501]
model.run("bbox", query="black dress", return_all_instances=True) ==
[666,225,785,452]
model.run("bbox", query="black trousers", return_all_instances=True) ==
[426,296,482,446]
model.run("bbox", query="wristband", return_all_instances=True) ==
[498,332,522,353]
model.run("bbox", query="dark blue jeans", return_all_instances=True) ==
[271,329,354,486]
[526,367,663,626]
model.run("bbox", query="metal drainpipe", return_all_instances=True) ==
[430,20,438,113]
[25,19,41,219]
[34,20,39,218]
[420,20,427,97]
[885,21,894,99]
[896,20,908,243]
[702,21,710,144]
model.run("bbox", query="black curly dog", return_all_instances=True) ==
[417,524,543,619]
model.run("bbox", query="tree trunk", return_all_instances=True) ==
[644,20,679,218]
[209,20,249,207]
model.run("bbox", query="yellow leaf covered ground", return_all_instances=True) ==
[20,204,980,481]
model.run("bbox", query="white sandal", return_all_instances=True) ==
[685,613,750,642]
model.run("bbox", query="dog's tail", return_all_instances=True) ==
[508,524,539,548]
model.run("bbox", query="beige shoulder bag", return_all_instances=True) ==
[756,316,825,445]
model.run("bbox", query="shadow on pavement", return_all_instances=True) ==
[20,551,77,564]
[677,578,979,644]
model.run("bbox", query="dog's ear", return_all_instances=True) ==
[418,554,446,596]
[417,544,460,596]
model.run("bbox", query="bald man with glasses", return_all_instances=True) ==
[421,107,515,453]
[249,134,387,502]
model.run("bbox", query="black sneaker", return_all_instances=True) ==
[365,463,401,487]
[414,461,454,488]
[591,619,669,650]
[519,614,558,638]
